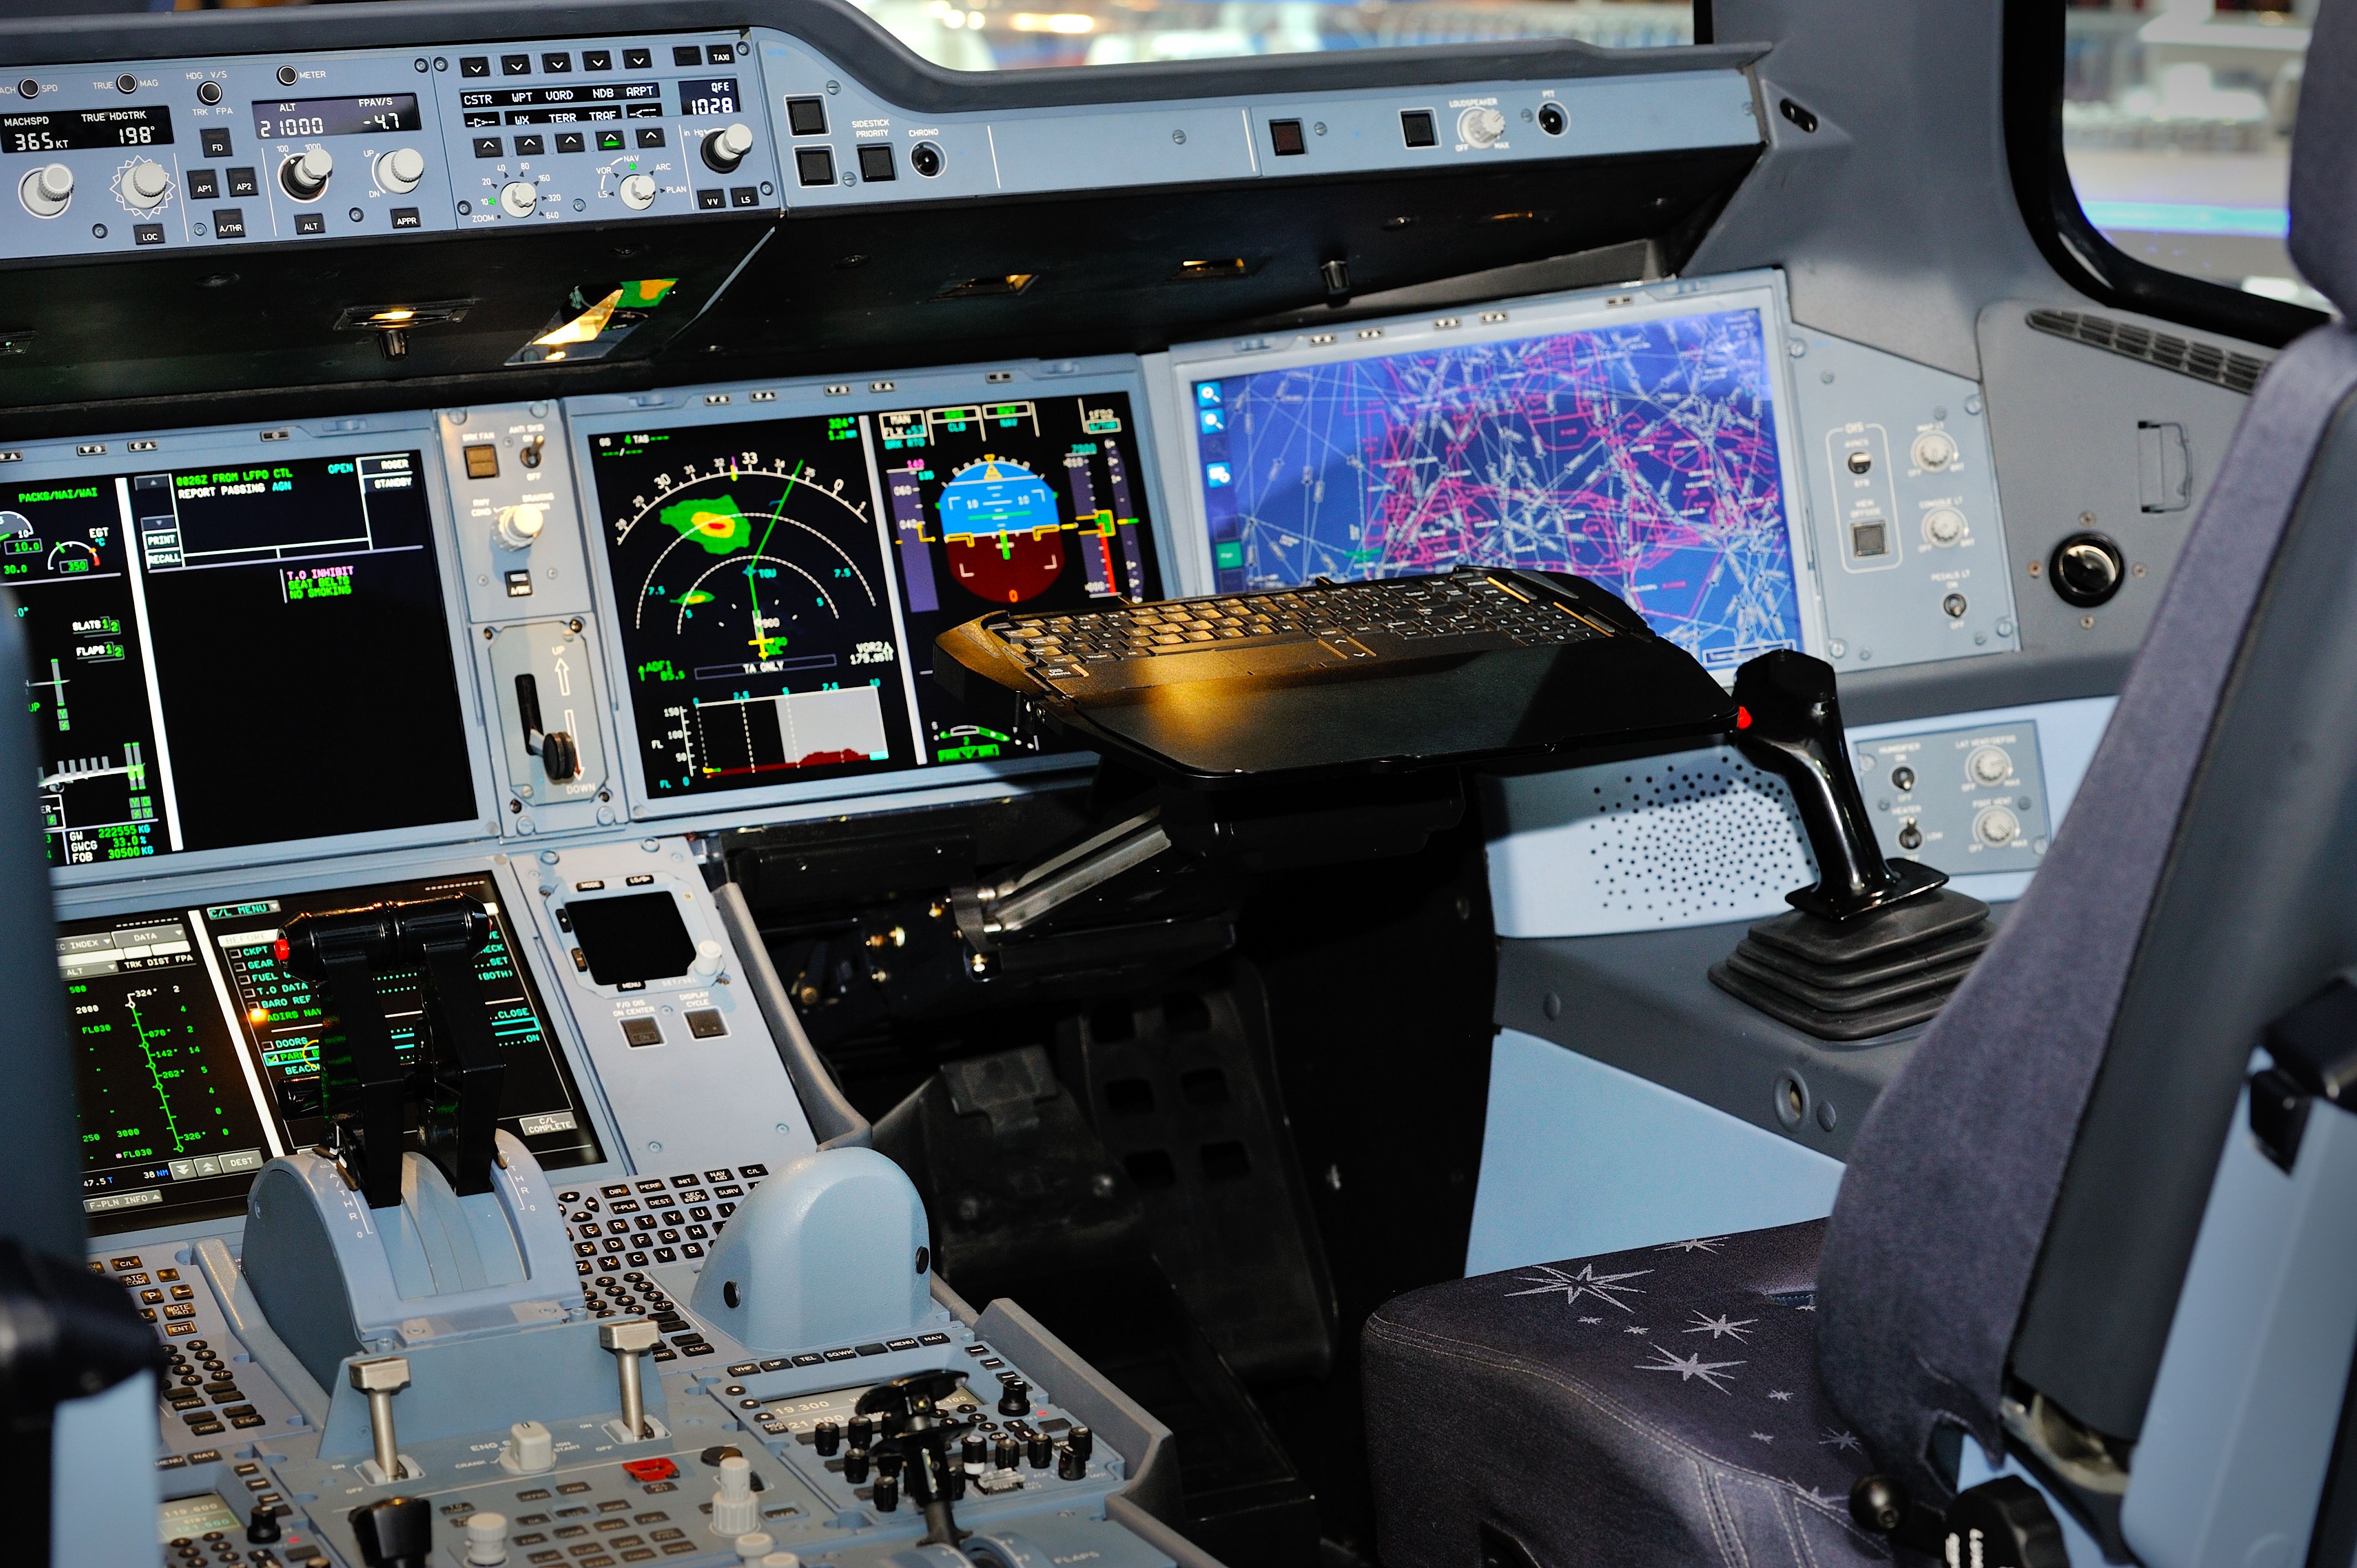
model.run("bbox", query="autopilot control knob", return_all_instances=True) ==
[281,147,332,200]
[19,161,71,217]
[997,1378,1029,1415]
[500,179,541,219]
[493,503,545,551]
[618,172,658,210]
[376,147,425,194]
[702,123,754,174]
[349,1496,433,1568]
[246,1504,281,1545]
[1457,105,1507,147]
[121,159,171,210]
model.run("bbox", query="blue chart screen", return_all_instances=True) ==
[1192,307,1803,669]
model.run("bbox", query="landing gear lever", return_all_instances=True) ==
[514,672,581,782]
[1707,651,1995,1040]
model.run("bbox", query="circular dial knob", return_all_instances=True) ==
[701,122,754,174]
[1912,430,1959,470]
[2050,532,2124,607]
[280,147,332,201]
[493,503,544,551]
[121,159,171,210]
[375,147,425,194]
[617,172,657,210]
[691,939,724,978]
[1967,745,2013,786]
[1921,507,1966,546]
[19,162,71,217]
[1457,105,1507,148]
[1974,805,2021,847]
[499,179,541,219]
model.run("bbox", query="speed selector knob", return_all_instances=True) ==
[617,173,657,210]
[494,503,545,551]
[281,147,332,201]
[499,179,541,219]
[121,159,171,210]
[702,122,754,173]
[1457,105,1507,147]
[19,162,71,217]
[375,147,425,194]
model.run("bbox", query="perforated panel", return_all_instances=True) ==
[1485,745,1815,936]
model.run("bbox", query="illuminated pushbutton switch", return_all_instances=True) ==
[121,159,171,210]
[499,179,541,218]
[19,162,71,218]
[618,173,657,210]
[1456,105,1506,147]
[701,123,754,174]
[493,503,545,551]
[375,147,425,194]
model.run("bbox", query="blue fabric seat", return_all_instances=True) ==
[1365,1221,1885,1567]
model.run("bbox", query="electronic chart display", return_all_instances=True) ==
[3,451,479,866]
[66,871,601,1235]
[1173,287,1811,672]
[579,386,1164,800]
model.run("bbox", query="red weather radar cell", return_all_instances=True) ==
[940,456,1066,605]
[1194,306,1804,672]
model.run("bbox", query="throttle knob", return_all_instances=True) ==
[281,147,333,200]
[702,123,755,174]
[122,159,171,210]
[19,161,71,217]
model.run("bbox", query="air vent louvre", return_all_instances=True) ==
[2025,307,2269,396]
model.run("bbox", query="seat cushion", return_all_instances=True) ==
[1363,1220,1888,1568]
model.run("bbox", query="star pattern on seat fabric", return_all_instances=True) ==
[1504,1262,1650,1311]
[1685,1311,1756,1342]
[1655,1236,1730,1254]
[1820,1428,1862,1453]
[1636,1344,1743,1391]
[1767,1390,1795,1402]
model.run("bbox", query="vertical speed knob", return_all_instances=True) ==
[617,173,657,210]
[19,162,71,217]
[375,147,425,194]
[280,147,332,200]
[120,159,171,210]
[701,123,754,173]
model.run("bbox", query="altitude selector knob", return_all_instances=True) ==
[19,162,71,217]
[493,503,545,552]
[376,147,425,194]
[617,173,658,210]
[500,179,541,219]
[1457,105,1507,147]
[702,123,754,174]
[280,147,332,201]
[121,159,171,210]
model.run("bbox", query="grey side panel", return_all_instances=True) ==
[0,610,79,1256]
[716,880,870,1149]
[1490,920,1989,1160]
[975,1296,1187,1533]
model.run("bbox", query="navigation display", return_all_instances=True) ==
[3,452,477,865]
[1188,305,1804,671]
[66,873,601,1235]
[581,391,1164,796]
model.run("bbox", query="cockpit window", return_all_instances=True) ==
[2063,0,2324,313]
[850,0,1701,70]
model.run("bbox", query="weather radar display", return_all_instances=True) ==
[1192,306,1803,669]
[589,419,920,798]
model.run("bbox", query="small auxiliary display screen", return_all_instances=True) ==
[565,892,696,987]
[1187,305,1803,671]
[1,105,172,153]
[251,95,423,140]
[3,451,478,866]
[66,873,602,1236]
[580,392,1162,796]
[677,77,740,116]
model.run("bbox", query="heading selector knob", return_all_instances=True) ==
[1457,105,1507,148]
[281,147,333,201]
[702,123,754,174]
[19,162,71,217]
[499,179,541,219]
[493,503,545,552]
[376,147,425,194]
[617,172,657,210]
[121,159,171,210]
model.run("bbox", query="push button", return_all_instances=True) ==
[685,1009,727,1038]
[186,169,219,199]
[620,1017,662,1047]
[225,167,258,197]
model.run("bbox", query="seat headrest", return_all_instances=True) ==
[2289,0,2357,315]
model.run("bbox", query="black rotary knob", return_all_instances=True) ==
[2050,532,2124,608]
[847,1414,874,1448]
[246,1505,281,1545]
[874,1448,903,1481]
[1056,1442,1087,1480]
[1027,1432,1054,1468]
[1067,1424,1093,1461]
[871,1473,900,1512]
[812,1419,840,1456]
[994,1433,1020,1470]
[348,1497,431,1568]
[997,1378,1029,1416]
[962,1432,986,1468]
[842,1446,871,1484]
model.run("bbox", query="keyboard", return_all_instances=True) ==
[976,566,1613,693]
[933,566,1737,786]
